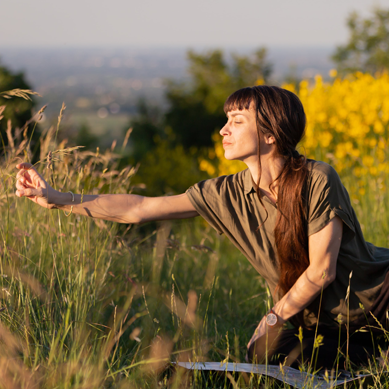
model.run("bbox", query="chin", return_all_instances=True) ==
[224,156,241,162]
[224,152,235,161]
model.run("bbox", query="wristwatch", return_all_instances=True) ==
[266,308,278,327]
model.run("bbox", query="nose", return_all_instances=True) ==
[219,123,229,136]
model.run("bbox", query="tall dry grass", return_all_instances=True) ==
[1,91,389,388]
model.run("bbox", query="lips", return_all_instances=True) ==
[223,141,232,147]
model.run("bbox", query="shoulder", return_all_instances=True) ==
[306,159,342,186]
[305,159,355,240]
[191,169,250,193]
[186,169,250,205]
[305,159,351,212]
[185,170,250,235]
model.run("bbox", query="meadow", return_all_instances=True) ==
[1,73,389,388]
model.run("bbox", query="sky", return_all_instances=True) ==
[1,0,387,49]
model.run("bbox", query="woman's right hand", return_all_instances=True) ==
[15,163,58,209]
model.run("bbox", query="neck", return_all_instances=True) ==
[245,154,286,198]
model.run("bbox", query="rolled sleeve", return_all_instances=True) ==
[186,179,227,235]
[307,164,355,244]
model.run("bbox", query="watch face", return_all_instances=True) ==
[266,313,277,326]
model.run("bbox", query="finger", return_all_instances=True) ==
[16,181,27,191]
[16,189,36,201]
[16,162,33,170]
[19,166,43,184]
[16,163,38,180]
[15,189,25,197]
[16,170,26,180]
[20,187,41,198]
[16,168,33,180]
[16,180,34,191]
[18,177,35,188]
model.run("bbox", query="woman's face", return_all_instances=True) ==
[220,106,274,163]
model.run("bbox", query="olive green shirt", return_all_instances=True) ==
[186,160,389,327]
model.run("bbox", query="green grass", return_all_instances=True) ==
[0,135,270,387]
[2,106,389,388]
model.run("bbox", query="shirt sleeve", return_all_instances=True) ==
[186,176,230,235]
[307,164,355,244]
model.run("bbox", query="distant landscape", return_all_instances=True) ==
[0,46,333,146]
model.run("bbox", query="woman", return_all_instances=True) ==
[15,86,389,369]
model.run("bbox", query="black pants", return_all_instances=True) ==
[247,324,387,369]
[248,272,389,370]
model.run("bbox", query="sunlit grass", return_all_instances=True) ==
[1,91,389,387]
[0,113,268,387]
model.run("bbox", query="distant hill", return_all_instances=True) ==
[0,46,333,143]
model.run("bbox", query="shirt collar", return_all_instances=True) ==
[243,169,256,194]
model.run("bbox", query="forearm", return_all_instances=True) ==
[16,163,197,223]
[273,219,342,323]
[51,191,144,224]
[49,191,198,224]
[273,265,335,323]
[247,219,341,349]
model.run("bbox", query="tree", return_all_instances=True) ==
[74,122,99,151]
[231,49,273,87]
[124,48,272,195]
[0,62,38,149]
[127,99,164,162]
[332,7,389,75]
[165,48,272,149]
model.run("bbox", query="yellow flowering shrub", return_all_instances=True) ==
[200,72,389,198]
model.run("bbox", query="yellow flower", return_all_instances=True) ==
[206,71,389,200]
[353,167,362,177]
[374,121,384,134]
[319,131,332,147]
[199,159,216,176]
[369,166,378,176]
[362,155,374,167]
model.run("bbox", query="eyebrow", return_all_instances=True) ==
[227,112,247,118]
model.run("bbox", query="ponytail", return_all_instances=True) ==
[274,152,309,295]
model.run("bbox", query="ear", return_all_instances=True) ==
[264,134,276,145]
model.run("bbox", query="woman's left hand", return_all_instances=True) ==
[245,313,285,362]
[246,317,267,354]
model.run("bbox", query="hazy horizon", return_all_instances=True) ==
[1,0,383,48]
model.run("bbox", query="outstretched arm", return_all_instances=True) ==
[15,163,198,224]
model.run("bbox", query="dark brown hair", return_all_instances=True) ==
[224,86,309,318]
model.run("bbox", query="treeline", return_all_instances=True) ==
[124,6,389,194]
[126,48,272,194]
[1,7,389,195]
